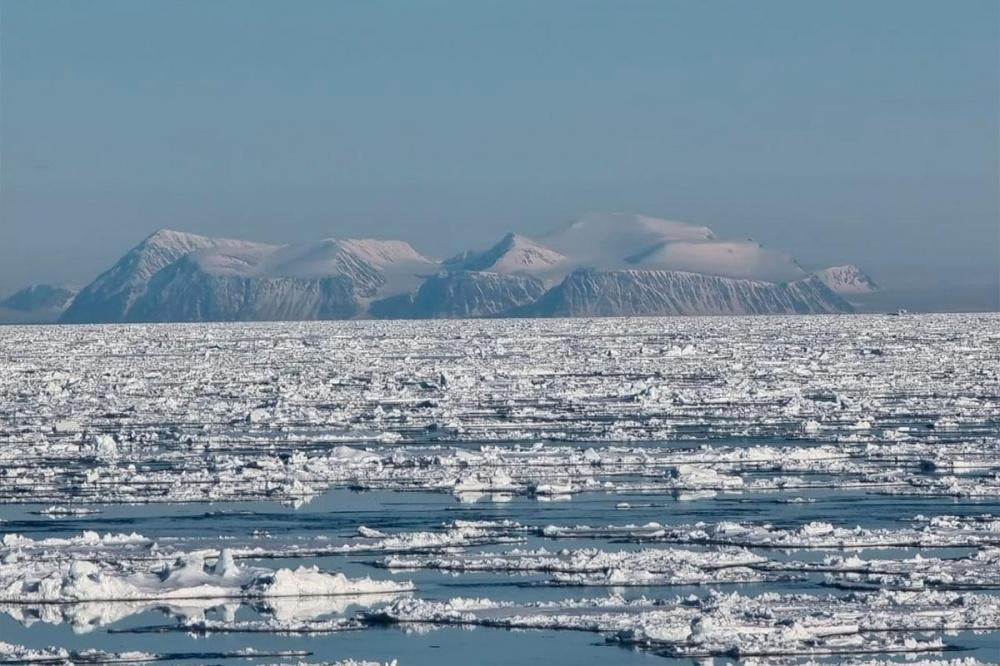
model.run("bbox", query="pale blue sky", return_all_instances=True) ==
[1,0,997,295]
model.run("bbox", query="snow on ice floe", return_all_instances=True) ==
[0,641,390,665]
[33,506,102,517]
[815,548,1000,591]
[0,536,412,604]
[0,641,314,664]
[2,436,998,505]
[792,660,990,666]
[366,518,1000,589]
[538,515,1000,549]
[0,641,155,664]
[378,545,800,587]
[0,590,404,636]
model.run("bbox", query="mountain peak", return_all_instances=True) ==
[452,232,565,274]
[814,265,878,294]
[336,238,432,267]
[142,228,209,247]
[140,228,260,253]
[60,229,265,323]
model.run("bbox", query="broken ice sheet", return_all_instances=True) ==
[378,545,789,587]
[2,316,1000,507]
[1,315,999,662]
[367,588,1000,659]
[0,641,312,664]
[538,515,1000,549]
[813,548,1000,591]
[0,538,412,605]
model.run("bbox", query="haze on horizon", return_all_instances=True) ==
[1,0,998,307]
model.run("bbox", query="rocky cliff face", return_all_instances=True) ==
[516,270,851,317]
[372,271,546,319]
[124,255,363,322]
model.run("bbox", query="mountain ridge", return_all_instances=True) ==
[4,214,872,323]
[59,229,262,323]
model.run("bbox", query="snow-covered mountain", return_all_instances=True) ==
[125,255,363,322]
[0,284,79,324]
[84,235,436,323]
[60,230,261,323]
[42,214,865,323]
[625,239,807,283]
[813,265,878,295]
[446,233,565,275]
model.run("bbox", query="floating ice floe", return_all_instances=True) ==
[33,506,102,517]
[538,515,1000,549]
[788,655,986,666]
[0,541,412,604]
[368,588,1000,659]
[814,548,1000,591]
[0,641,155,664]
[3,436,999,504]
[379,546,785,587]
[0,641,309,664]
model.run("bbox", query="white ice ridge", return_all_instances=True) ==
[195,520,527,559]
[0,590,404,635]
[0,645,376,665]
[3,437,999,505]
[0,539,412,604]
[370,524,1000,590]
[256,661,396,666]
[538,514,1000,549]
[367,589,1000,659]
[0,641,311,664]
[378,545,1000,591]
[0,641,154,664]
[0,521,521,559]
[378,546,791,587]
[11,514,996,568]
[816,548,1000,591]
[792,660,989,666]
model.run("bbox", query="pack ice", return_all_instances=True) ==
[0,314,997,664]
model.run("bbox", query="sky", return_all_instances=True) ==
[1,0,998,300]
